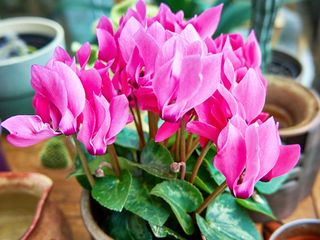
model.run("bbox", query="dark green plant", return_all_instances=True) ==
[250,0,283,72]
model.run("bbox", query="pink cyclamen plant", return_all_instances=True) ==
[1,1,301,238]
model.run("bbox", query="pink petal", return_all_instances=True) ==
[186,121,220,144]
[53,61,85,125]
[256,117,281,179]
[53,46,72,63]
[32,94,51,124]
[31,65,68,117]
[119,17,143,62]
[97,16,114,35]
[76,42,91,68]
[155,121,180,142]
[79,68,102,99]
[1,115,59,147]
[214,122,246,196]
[232,68,266,122]
[244,31,261,68]
[233,124,260,199]
[262,144,300,181]
[97,28,117,63]
[107,95,129,143]
[191,4,223,38]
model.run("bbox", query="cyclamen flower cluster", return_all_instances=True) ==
[1,0,300,199]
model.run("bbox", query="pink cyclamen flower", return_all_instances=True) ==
[186,84,239,146]
[1,47,86,147]
[153,25,222,122]
[214,115,300,199]
[78,94,129,155]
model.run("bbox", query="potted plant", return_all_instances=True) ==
[1,1,301,239]
[0,17,65,120]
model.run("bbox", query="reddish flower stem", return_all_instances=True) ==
[73,137,95,188]
[196,181,227,215]
[189,141,212,184]
[108,144,121,177]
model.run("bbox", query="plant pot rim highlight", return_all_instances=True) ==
[265,76,320,137]
[270,218,320,240]
[0,17,64,67]
[80,190,113,240]
[0,171,53,240]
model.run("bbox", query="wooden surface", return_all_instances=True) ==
[1,136,319,239]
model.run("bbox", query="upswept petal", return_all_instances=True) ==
[262,144,301,181]
[191,4,223,38]
[79,68,102,99]
[232,68,266,122]
[96,28,117,63]
[155,121,180,142]
[76,42,91,68]
[214,122,247,194]
[1,115,59,147]
[186,121,220,144]
[244,31,261,68]
[107,95,130,142]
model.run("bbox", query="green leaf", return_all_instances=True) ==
[255,174,289,195]
[138,141,177,179]
[115,127,141,150]
[69,156,111,177]
[124,177,170,226]
[186,154,217,194]
[236,194,276,220]
[203,148,226,186]
[151,180,203,235]
[107,210,152,240]
[149,223,186,240]
[92,170,132,211]
[197,193,261,240]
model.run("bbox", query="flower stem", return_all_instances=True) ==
[189,141,212,184]
[130,106,145,150]
[185,138,199,160]
[180,120,186,179]
[148,111,158,140]
[186,133,193,154]
[175,130,181,162]
[196,181,227,215]
[74,137,95,188]
[108,144,121,177]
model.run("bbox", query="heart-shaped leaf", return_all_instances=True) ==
[92,170,132,211]
[186,154,217,194]
[151,180,203,235]
[125,177,170,226]
[138,141,176,179]
[236,193,276,220]
[255,174,289,195]
[197,193,260,240]
[116,127,145,150]
[107,210,152,240]
[149,223,186,240]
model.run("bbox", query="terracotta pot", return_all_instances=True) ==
[262,76,320,219]
[269,219,320,240]
[0,172,71,239]
[80,190,112,240]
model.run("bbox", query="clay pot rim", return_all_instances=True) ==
[0,172,53,240]
[80,190,113,240]
[266,77,320,137]
[270,218,320,240]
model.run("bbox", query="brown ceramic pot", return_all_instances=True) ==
[0,172,71,239]
[262,76,320,219]
[269,219,320,240]
[80,190,113,240]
